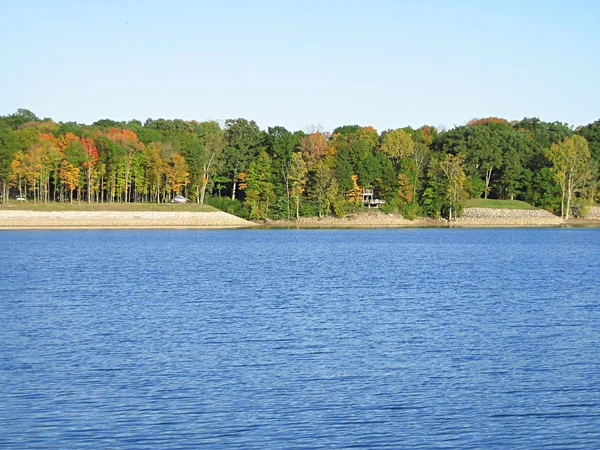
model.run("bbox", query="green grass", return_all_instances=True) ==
[465,198,538,210]
[0,202,218,212]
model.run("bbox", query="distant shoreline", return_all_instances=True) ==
[0,208,599,230]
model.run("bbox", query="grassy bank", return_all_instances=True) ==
[0,202,218,213]
[465,199,538,210]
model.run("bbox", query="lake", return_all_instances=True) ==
[1,228,599,449]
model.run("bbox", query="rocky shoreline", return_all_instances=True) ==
[266,207,600,228]
[452,207,564,226]
[587,206,600,220]
[263,211,443,228]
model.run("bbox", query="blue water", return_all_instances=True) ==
[1,228,599,449]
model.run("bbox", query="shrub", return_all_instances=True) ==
[205,196,250,219]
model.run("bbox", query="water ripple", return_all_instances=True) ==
[1,228,599,449]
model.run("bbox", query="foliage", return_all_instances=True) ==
[380,128,414,165]
[0,108,598,221]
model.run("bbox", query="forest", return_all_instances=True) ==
[0,109,598,220]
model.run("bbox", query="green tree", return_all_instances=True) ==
[1,108,40,129]
[547,135,592,219]
[426,153,467,220]
[577,120,600,163]
[289,152,308,220]
[244,151,275,219]
[311,155,340,218]
[197,121,225,204]
[265,126,302,219]
[224,118,263,200]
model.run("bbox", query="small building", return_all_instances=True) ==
[362,189,385,208]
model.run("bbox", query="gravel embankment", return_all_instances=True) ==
[587,207,600,219]
[0,210,255,228]
[454,208,563,226]
[264,211,442,227]
[268,208,565,228]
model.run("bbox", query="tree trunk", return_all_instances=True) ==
[560,186,565,219]
[565,172,573,220]
[87,168,91,203]
[485,168,492,199]
[231,179,237,200]
[200,180,208,205]
[281,166,291,220]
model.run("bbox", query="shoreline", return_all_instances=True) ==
[0,208,599,230]
[0,210,256,229]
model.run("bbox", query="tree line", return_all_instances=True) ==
[0,109,598,220]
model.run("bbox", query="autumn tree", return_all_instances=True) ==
[105,128,144,202]
[0,128,17,203]
[165,153,189,196]
[142,143,166,202]
[380,128,414,166]
[299,132,328,168]
[59,159,80,202]
[81,137,99,202]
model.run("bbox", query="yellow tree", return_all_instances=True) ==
[59,159,80,203]
[438,153,467,221]
[142,143,165,203]
[165,153,189,196]
[10,151,30,198]
[381,129,414,166]
[356,126,379,150]
[39,134,63,202]
[547,135,592,219]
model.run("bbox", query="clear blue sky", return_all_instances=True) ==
[1,0,598,132]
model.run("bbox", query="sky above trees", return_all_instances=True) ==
[1,0,599,131]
